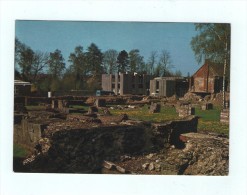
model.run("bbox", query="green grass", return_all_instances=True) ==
[110,104,179,122]
[111,104,229,137]
[69,105,89,110]
[23,104,229,136]
[13,144,28,158]
[195,106,229,136]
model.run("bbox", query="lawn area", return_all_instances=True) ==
[110,104,179,122]
[195,106,229,136]
[24,104,229,137]
[13,144,28,158]
[26,105,46,111]
[110,104,229,137]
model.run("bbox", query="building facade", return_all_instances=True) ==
[150,77,189,97]
[102,73,153,95]
[14,80,32,96]
[189,60,224,94]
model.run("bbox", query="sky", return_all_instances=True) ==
[15,20,200,76]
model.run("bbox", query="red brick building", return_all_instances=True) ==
[190,60,224,94]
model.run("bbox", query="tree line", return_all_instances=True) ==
[15,38,181,92]
[15,23,230,95]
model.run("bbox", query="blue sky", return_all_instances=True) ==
[15,20,200,76]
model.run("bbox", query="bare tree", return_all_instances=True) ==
[158,50,174,76]
[147,51,158,75]
[103,49,118,74]
[31,51,49,82]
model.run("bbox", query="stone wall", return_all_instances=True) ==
[177,104,195,117]
[22,116,198,173]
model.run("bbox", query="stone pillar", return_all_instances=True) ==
[52,100,58,109]
[220,109,229,123]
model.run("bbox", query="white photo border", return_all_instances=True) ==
[1,1,247,195]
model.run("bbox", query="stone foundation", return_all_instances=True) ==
[20,116,198,173]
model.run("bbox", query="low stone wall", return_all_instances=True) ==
[22,116,198,173]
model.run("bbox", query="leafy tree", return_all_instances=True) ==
[103,49,118,74]
[129,49,144,73]
[117,50,129,73]
[147,51,158,75]
[191,23,230,66]
[158,50,174,76]
[60,68,76,91]
[68,46,87,89]
[48,49,65,79]
[17,46,35,81]
[191,23,230,107]
[86,43,103,76]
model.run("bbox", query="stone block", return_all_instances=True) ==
[95,99,106,107]
[178,104,195,117]
[220,109,229,123]
[149,103,161,113]
[201,103,213,110]
[52,100,58,109]
[88,106,98,114]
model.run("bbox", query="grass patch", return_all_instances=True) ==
[195,106,229,137]
[26,105,46,111]
[111,104,229,137]
[110,105,179,122]
[24,104,229,136]
[70,105,89,110]
[13,144,28,158]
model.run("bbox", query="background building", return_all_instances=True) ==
[102,73,153,95]
[150,77,189,97]
[189,60,224,94]
[14,80,32,96]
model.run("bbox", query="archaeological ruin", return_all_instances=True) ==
[14,93,229,175]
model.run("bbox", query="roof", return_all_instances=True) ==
[192,60,224,78]
[14,80,32,86]
[153,76,185,81]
